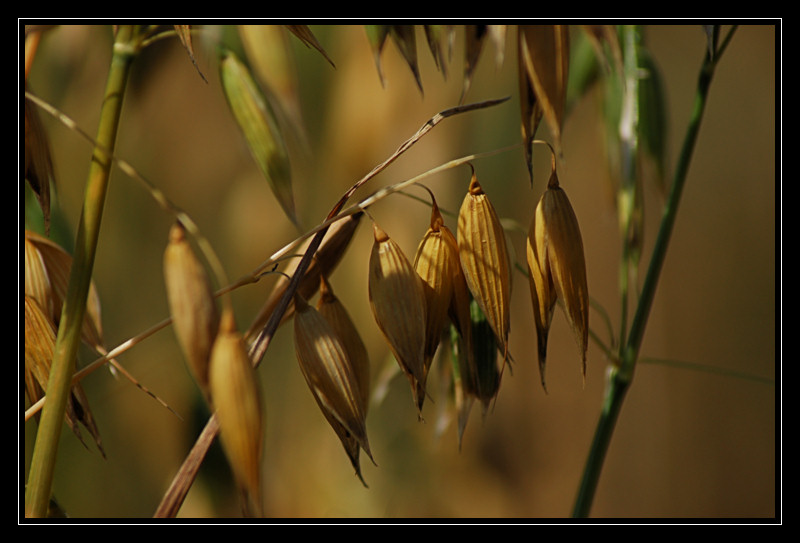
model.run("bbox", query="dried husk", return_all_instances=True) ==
[163,222,219,394]
[24,295,105,457]
[368,222,428,415]
[24,230,105,357]
[413,199,459,388]
[457,172,512,362]
[245,212,362,343]
[518,25,570,154]
[527,171,589,389]
[294,293,373,482]
[208,308,264,516]
[316,275,370,415]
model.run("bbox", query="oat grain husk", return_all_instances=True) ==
[457,171,512,363]
[208,308,264,516]
[368,222,428,415]
[527,171,589,390]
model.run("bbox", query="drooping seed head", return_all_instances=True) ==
[457,171,512,362]
[294,292,373,482]
[526,171,589,389]
[163,222,219,394]
[368,222,428,415]
[413,199,459,384]
[208,308,264,516]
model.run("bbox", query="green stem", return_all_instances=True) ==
[25,25,140,518]
[572,26,734,518]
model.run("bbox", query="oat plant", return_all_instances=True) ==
[23,24,758,519]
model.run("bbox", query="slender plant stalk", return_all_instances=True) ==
[25,25,142,518]
[572,26,737,518]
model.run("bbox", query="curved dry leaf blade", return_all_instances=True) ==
[285,24,335,67]
[173,25,207,82]
[390,25,424,94]
[461,25,488,103]
[364,25,391,87]
[519,25,570,152]
[219,48,297,227]
[423,25,450,79]
[25,91,53,234]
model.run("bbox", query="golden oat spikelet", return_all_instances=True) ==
[527,170,589,390]
[163,222,219,394]
[208,308,264,516]
[24,230,106,357]
[317,275,371,415]
[368,222,428,415]
[24,295,105,457]
[457,170,512,362]
[413,197,462,387]
[294,293,373,483]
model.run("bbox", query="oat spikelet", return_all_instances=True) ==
[163,222,219,394]
[457,170,512,362]
[317,275,370,415]
[527,170,589,390]
[413,199,456,381]
[368,222,428,415]
[24,295,106,457]
[208,308,264,516]
[25,230,105,358]
[294,293,373,483]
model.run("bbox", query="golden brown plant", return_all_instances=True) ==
[457,169,512,364]
[526,169,589,391]
[368,222,428,415]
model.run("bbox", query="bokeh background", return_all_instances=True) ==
[22,24,777,519]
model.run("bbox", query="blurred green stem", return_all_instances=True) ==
[25,25,141,518]
[572,25,737,518]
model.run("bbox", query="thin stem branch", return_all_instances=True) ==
[572,25,736,518]
[25,25,141,518]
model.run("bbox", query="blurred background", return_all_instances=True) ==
[23,24,777,519]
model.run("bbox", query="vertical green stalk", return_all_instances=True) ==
[572,26,736,518]
[25,25,141,518]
